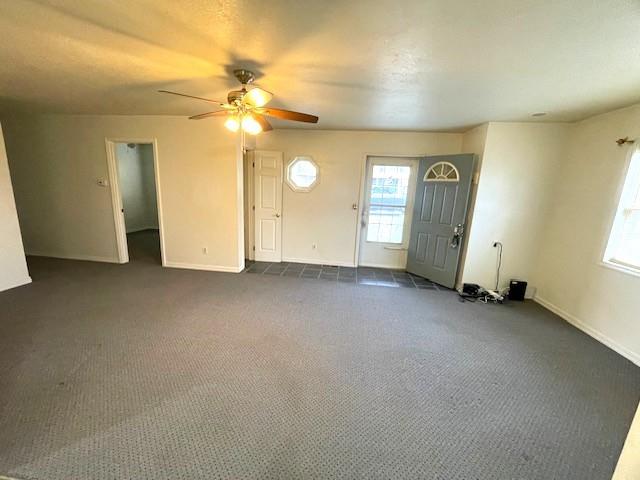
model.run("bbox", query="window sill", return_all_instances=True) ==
[599,260,640,279]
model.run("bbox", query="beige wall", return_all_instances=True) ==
[458,123,489,286]
[0,121,31,291]
[533,104,640,365]
[256,130,463,266]
[461,123,488,167]
[461,122,569,294]
[2,114,244,272]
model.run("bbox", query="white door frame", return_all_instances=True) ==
[244,150,255,261]
[104,138,166,266]
[353,153,426,267]
[357,156,419,268]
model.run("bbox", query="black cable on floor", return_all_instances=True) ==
[493,241,503,291]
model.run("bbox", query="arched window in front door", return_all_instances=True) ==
[424,162,459,182]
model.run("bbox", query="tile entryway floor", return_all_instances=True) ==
[244,261,442,290]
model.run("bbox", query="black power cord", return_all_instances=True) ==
[457,242,505,304]
[493,241,503,292]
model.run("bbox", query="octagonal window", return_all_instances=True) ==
[286,156,319,192]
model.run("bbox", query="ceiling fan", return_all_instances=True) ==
[159,69,319,135]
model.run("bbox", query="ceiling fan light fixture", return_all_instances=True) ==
[241,114,262,135]
[224,115,240,132]
[158,69,317,133]
[244,87,272,107]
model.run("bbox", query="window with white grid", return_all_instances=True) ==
[366,165,411,244]
[604,147,640,273]
[286,156,319,192]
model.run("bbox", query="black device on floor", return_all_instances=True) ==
[459,283,490,302]
[508,280,527,301]
[462,283,482,296]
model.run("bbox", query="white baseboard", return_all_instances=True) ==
[164,261,243,273]
[0,275,32,292]
[281,256,356,267]
[27,251,119,263]
[534,295,640,367]
[358,261,404,269]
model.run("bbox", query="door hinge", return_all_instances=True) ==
[252,205,255,211]
[252,162,255,167]
[252,246,255,251]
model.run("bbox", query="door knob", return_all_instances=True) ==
[450,223,464,248]
[275,213,281,218]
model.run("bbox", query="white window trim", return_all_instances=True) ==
[601,144,640,276]
[599,260,640,279]
[285,156,319,192]
[364,160,417,246]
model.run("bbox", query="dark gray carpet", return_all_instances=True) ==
[0,236,639,479]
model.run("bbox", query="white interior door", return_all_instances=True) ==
[358,156,418,269]
[254,150,283,262]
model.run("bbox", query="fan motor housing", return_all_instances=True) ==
[233,69,255,85]
[227,89,246,105]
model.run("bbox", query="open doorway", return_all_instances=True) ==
[358,156,419,269]
[105,140,164,265]
[356,153,475,288]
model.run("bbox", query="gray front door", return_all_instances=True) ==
[406,154,474,288]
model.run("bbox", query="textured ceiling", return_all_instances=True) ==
[1,0,639,131]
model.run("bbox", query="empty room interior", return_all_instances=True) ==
[1,1,639,479]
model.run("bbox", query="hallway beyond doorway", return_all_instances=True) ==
[127,229,161,265]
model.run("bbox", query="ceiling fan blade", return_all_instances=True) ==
[253,114,273,132]
[243,87,273,107]
[158,90,233,108]
[188,110,229,120]
[260,108,318,123]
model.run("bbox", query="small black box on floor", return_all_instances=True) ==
[508,280,527,301]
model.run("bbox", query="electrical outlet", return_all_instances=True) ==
[202,247,208,254]
[311,243,317,250]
